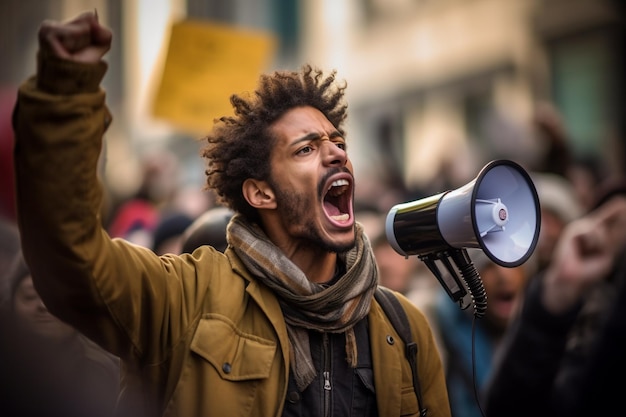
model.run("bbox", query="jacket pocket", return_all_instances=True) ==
[400,385,419,416]
[190,314,276,381]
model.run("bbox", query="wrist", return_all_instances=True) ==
[37,52,107,95]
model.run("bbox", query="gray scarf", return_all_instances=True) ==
[227,214,378,391]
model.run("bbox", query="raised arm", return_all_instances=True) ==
[13,12,192,362]
[15,11,114,314]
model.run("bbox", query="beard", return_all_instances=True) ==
[270,179,355,254]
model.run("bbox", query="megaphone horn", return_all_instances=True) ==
[385,159,541,317]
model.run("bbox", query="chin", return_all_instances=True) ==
[327,230,357,253]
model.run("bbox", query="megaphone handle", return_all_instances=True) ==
[450,249,488,318]
[420,254,468,303]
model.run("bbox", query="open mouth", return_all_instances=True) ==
[323,178,352,224]
[491,291,516,315]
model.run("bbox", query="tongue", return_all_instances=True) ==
[324,201,340,216]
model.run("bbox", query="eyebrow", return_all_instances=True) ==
[292,130,343,146]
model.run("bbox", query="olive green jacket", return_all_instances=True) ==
[13,56,451,417]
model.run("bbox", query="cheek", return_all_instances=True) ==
[541,213,566,239]
[481,269,515,292]
[512,273,529,293]
[494,270,527,293]
[13,300,37,320]
[481,275,497,295]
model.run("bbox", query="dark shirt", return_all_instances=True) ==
[484,256,626,417]
[282,318,378,417]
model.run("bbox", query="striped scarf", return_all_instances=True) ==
[227,214,379,391]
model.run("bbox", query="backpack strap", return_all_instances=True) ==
[375,286,428,417]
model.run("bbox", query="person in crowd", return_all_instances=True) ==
[106,148,182,248]
[434,250,530,417]
[530,172,583,273]
[0,254,120,417]
[484,181,626,417]
[12,11,450,417]
[151,210,194,255]
[372,228,426,295]
[181,205,233,253]
[0,217,20,292]
[530,101,573,179]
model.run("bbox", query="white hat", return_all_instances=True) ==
[531,172,583,223]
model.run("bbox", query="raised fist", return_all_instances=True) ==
[38,11,112,64]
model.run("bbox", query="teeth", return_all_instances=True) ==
[329,179,349,190]
[327,179,349,197]
[331,213,349,221]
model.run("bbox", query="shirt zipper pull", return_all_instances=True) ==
[323,371,331,391]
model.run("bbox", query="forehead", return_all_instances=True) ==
[270,106,336,139]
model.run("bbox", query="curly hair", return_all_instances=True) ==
[202,64,348,223]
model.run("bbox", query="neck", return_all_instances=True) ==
[259,215,340,284]
[271,237,338,283]
[292,250,338,284]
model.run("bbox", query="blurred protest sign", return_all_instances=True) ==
[152,19,277,134]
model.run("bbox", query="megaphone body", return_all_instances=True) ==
[385,159,540,316]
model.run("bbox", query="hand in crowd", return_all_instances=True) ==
[542,195,626,314]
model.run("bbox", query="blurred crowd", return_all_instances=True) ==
[361,101,626,417]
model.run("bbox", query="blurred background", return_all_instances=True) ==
[1,0,624,226]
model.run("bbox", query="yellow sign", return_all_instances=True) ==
[152,19,277,134]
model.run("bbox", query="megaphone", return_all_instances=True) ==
[385,159,540,317]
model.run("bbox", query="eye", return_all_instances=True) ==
[334,141,347,151]
[20,293,39,303]
[331,138,347,151]
[296,145,314,155]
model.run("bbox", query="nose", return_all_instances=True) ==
[321,139,347,167]
[36,297,48,312]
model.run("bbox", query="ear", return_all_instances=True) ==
[242,179,276,209]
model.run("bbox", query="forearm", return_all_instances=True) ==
[13,53,208,361]
[13,52,109,290]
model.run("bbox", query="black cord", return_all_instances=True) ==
[471,314,487,417]
[450,249,487,318]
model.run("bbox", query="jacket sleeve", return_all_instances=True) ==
[12,54,212,363]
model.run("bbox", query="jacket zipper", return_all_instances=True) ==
[322,332,332,417]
